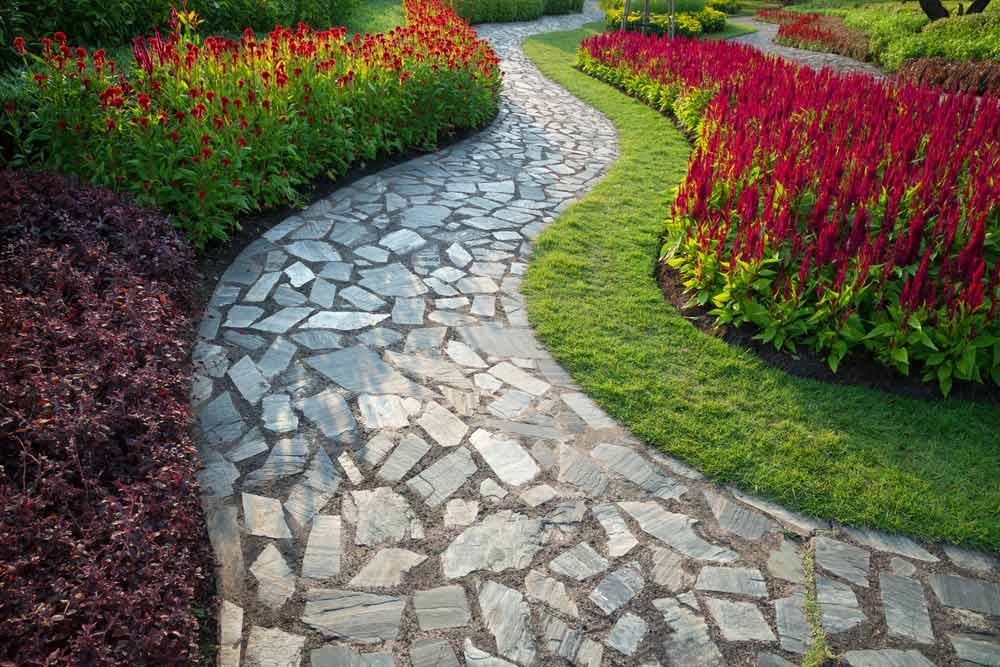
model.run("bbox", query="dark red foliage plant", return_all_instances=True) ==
[0,170,211,666]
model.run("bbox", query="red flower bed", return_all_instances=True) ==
[0,170,209,665]
[760,9,870,61]
[897,56,1000,96]
[578,31,1000,393]
[4,0,501,247]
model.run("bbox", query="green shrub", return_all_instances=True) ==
[707,0,741,15]
[445,0,547,22]
[605,7,727,35]
[599,0,707,15]
[696,7,726,31]
[883,12,1000,69]
[544,0,585,14]
[1,0,359,69]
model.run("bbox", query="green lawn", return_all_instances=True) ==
[521,24,1000,552]
[345,0,405,33]
[710,20,757,37]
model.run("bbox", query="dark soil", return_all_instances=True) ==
[654,261,1000,404]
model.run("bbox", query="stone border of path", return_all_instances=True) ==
[191,5,1000,666]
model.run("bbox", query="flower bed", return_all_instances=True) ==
[0,170,207,665]
[605,7,727,37]
[897,56,1000,96]
[3,0,501,247]
[759,9,870,61]
[578,31,1000,394]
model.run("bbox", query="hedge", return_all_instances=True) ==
[0,170,208,665]
[445,0,585,23]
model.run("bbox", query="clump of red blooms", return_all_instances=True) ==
[3,0,501,247]
[578,31,1000,393]
[758,9,869,61]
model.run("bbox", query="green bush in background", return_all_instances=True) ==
[604,6,726,35]
[1,0,358,68]
[545,0,586,14]
[445,0,587,22]
[706,0,741,14]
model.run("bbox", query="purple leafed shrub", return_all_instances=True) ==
[0,170,210,666]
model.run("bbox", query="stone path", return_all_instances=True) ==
[731,17,883,77]
[192,5,999,666]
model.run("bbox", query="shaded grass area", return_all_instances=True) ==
[521,24,1000,552]
[710,20,757,37]
[346,0,405,33]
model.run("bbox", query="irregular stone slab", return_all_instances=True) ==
[311,645,392,667]
[243,493,291,539]
[443,498,479,527]
[245,626,305,666]
[619,501,738,563]
[843,649,935,667]
[405,327,447,352]
[252,307,313,334]
[730,488,830,536]
[407,447,478,507]
[537,610,583,661]
[880,573,933,644]
[705,597,776,642]
[442,510,543,579]
[384,350,473,390]
[257,337,297,379]
[943,545,999,574]
[470,428,540,486]
[950,633,1000,666]
[287,240,341,262]
[228,355,271,405]
[380,228,426,254]
[329,221,371,247]
[411,639,461,667]
[417,401,468,447]
[593,444,686,501]
[480,478,508,504]
[224,330,267,350]
[928,574,1000,615]
[197,451,240,497]
[359,263,429,296]
[520,484,557,507]
[358,394,411,430]
[337,452,364,485]
[479,580,538,667]
[284,447,341,528]
[525,569,579,618]
[319,261,354,282]
[295,389,356,437]
[245,271,281,302]
[224,304,264,328]
[284,261,316,287]
[360,433,396,467]
[767,538,806,584]
[250,543,295,609]
[606,612,647,656]
[703,489,778,540]
[843,526,938,562]
[198,391,246,444]
[815,536,871,587]
[340,285,388,312]
[696,566,768,598]
[414,584,472,630]
[464,640,517,667]
[774,592,809,654]
[401,204,449,228]
[653,597,725,667]
[377,434,430,482]
[218,600,243,667]
[649,546,695,591]
[562,392,617,429]
[302,311,389,330]
[225,427,267,464]
[589,564,644,614]
[559,446,610,497]
[291,330,344,350]
[302,515,342,579]
[274,283,308,306]
[391,296,425,325]
[205,504,245,597]
[550,543,609,581]
[355,245,390,263]
[306,346,425,395]
[487,390,533,420]
[457,324,546,358]
[309,277,338,308]
[817,577,867,634]
[245,434,310,484]
[890,557,917,577]
[352,487,419,546]
[301,589,404,642]
[445,340,487,368]
[447,242,473,267]
[262,394,298,432]
[489,361,550,396]
[349,548,427,588]
[575,639,603,667]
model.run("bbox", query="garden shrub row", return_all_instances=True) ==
[605,7,728,36]
[0,170,207,665]
[897,55,1000,96]
[578,32,1000,394]
[0,0,358,69]
[3,0,502,247]
[443,0,584,24]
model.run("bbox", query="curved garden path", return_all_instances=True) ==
[731,16,882,77]
[192,6,999,666]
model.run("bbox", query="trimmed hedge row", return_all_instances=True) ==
[445,0,584,23]
[0,170,208,665]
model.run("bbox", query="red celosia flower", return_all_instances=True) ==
[13,37,26,55]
